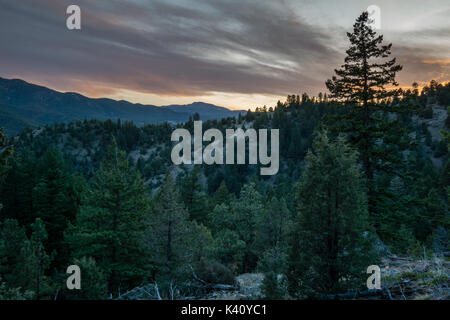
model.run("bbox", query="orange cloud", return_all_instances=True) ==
[422,59,450,65]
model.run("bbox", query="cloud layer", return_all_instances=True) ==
[0,0,449,108]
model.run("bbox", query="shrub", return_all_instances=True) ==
[195,259,235,285]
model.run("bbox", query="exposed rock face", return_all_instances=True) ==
[415,104,447,168]
[373,236,392,257]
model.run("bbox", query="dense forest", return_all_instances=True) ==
[0,12,449,300]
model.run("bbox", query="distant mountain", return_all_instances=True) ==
[163,102,245,119]
[0,77,245,135]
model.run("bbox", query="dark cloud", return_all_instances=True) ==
[0,0,342,98]
[389,26,450,85]
[0,0,448,105]
[393,47,449,86]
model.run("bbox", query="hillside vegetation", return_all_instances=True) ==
[1,79,448,299]
[0,12,449,300]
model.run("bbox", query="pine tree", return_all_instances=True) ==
[1,146,85,270]
[259,246,288,299]
[209,203,234,232]
[0,275,33,300]
[261,272,284,299]
[191,191,210,225]
[65,138,149,295]
[32,146,82,269]
[213,229,245,272]
[0,149,36,226]
[287,132,378,297]
[325,11,409,225]
[0,129,12,173]
[233,183,264,273]
[180,167,202,212]
[326,11,402,109]
[18,218,53,299]
[208,183,264,272]
[0,219,28,288]
[255,196,291,254]
[211,181,231,209]
[64,257,108,300]
[144,174,191,287]
[187,221,214,265]
[180,167,210,224]
[0,129,13,211]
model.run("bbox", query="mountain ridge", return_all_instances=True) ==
[0,77,245,135]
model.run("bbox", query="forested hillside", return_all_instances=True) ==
[0,78,448,299]
[0,12,449,300]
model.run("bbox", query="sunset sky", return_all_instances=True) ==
[1,0,449,110]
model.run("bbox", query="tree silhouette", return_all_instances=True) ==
[325,11,409,223]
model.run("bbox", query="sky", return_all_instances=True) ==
[0,0,449,110]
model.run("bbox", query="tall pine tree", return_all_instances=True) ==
[65,138,149,295]
[287,132,378,297]
[144,174,192,289]
[32,146,82,269]
[325,11,409,226]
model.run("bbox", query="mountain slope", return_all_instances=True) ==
[0,77,244,135]
[0,106,40,133]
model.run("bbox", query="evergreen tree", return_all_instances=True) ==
[325,11,409,225]
[211,181,231,210]
[180,167,210,224]
[209,203,234,232]
[64,257,108,300]
[18,218,53,299]
[0,128,13,211]
[255,196,291,254]
[32,146,82,269]
[326,11,402,106]
[0,149,36,226]
[0,276,33,300]
[233,183,264,272]
[187,221,214,266]
[191,191,210,225]
[65,138,149,295]
[0,219,28,289]
[259,246,288,299]
[144,174,192,290]
[261,272,285,299]
[419,189,446,241]
[212,229,245,273]
[180,167,202,212]
[209,183,264,272]
[287,132,378,297]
